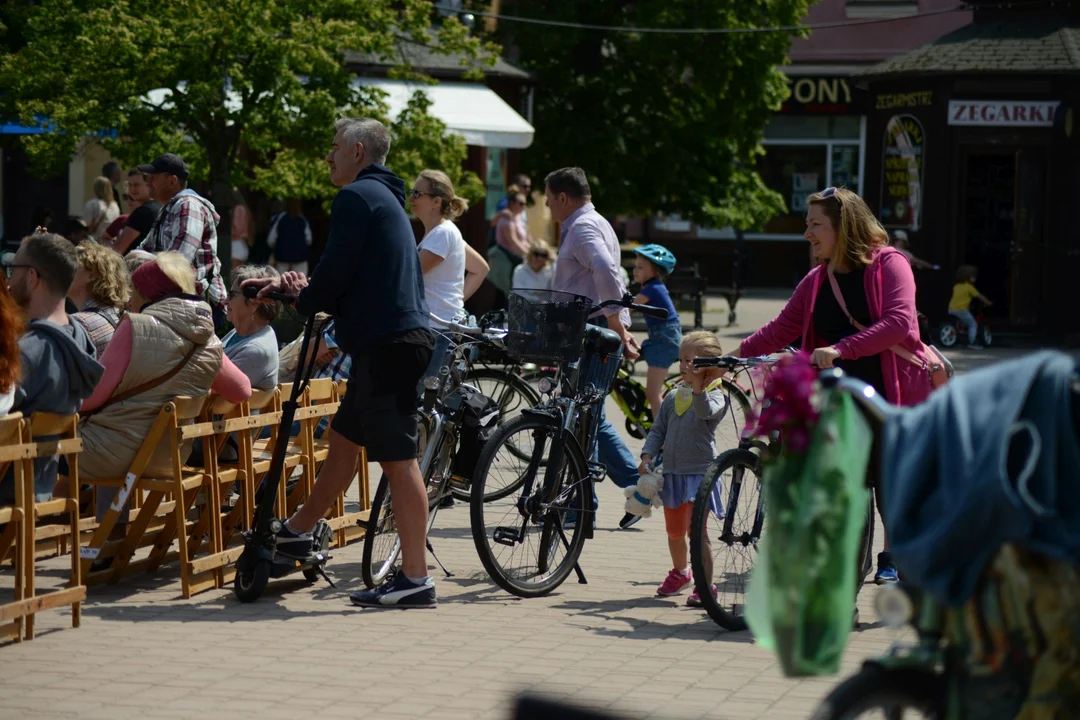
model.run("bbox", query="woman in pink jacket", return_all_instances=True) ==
[737,186,932,584]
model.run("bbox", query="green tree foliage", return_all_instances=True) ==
[1,0,494,265]
[493,0,810,230]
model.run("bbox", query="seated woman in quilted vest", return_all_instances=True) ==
[76,252,252,521]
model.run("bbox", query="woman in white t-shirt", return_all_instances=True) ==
[82,176,120,240]
[410,169,489,378]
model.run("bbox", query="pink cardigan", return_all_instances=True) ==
[740,246,931,407]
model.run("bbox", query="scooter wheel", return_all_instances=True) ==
[233,558,271,602]
[302,567,320,582]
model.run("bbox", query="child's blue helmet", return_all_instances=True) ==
[633,244,677,274]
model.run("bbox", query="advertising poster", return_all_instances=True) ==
[881,115,924,230]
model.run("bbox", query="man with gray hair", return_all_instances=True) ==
[245,117,437,609]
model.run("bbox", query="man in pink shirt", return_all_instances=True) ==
[545,167,641,526]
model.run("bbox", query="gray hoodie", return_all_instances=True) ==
[5,318,104,501]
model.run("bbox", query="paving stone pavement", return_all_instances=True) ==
[2,293,1068,720]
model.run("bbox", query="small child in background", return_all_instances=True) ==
[948,264,992,349]
[639,331,728,606]
[632,244,681,418]
[511,239,555,291]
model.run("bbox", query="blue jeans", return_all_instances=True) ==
[948,309,978,344]
[578,331,639,510]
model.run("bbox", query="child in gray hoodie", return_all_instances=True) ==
[639,331,729,606]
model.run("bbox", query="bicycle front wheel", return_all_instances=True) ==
[689,448,763,631]
[811,667,946,719]
[470,413,590,598]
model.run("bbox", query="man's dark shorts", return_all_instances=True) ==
[331,328,434,462]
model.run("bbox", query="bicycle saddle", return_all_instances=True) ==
[583,325,622,358]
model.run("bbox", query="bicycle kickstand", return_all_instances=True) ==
[426,539,453,578]
[572,561,588,585]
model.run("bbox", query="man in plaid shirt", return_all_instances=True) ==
[135,153,227,329]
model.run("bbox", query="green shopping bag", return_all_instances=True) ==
[746,390,872,676]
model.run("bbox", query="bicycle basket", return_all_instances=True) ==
[507,289,593,364]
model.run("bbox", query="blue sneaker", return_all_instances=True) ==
[875,564,899,585]
[350,571,437,609]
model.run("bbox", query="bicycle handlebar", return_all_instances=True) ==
[595,293,669,320]
[242,285,296,303]
[429,313,508,339]
[692,355,774,369]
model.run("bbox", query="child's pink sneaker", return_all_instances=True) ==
[687,584,717,607]
[657,568,693,596]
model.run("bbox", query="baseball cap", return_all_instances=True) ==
[136,153,189,180]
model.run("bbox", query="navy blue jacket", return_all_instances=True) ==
[297,165,428,353]
[882,350,1080,605]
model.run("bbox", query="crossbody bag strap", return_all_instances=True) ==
[825,265,927,370]
[82,341,202,419]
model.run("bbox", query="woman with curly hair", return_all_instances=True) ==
[68,242,131,357]
[0,279,23,415]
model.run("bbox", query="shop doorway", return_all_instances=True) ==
[959,147,1045,327]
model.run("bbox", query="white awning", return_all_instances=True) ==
[354,79,534,149]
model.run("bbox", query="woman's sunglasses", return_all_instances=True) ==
[530,251,549,259]
[820,186,844,206]
[409,189,434,199]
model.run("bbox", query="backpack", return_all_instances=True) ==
[446,384,500,484]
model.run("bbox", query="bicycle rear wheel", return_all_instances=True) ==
[462,368,542,479]
[689,448,763,631]
[470,413,590,598]
[360,420,449,588]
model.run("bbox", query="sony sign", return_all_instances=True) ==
[947,100,1060,127]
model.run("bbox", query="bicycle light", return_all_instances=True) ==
[875,584,914,628]
[538,377,554,395]
[423,376,440,410]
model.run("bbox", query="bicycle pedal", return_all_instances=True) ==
[492,526,522,547]
[587,461,608,483]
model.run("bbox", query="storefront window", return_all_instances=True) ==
[753,115,864,237]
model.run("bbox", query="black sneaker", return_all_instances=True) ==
[619,512,642,529]
[274,521,313,560]
[350,571,437,609]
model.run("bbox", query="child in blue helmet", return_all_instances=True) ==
[632,244,681,418]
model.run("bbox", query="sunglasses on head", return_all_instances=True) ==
[820,186,844,205]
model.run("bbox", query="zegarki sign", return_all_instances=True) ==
[948,100,1060,127]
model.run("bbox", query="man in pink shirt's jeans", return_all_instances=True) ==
[545,167,642,528]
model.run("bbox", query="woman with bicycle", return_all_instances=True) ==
[410,169,490,378]
[735,186,931,584]
[638,331,728,606]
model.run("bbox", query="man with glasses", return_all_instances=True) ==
[135,153,227,331]
[3,233,103,504]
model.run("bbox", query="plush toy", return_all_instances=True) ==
[624,468,664,518]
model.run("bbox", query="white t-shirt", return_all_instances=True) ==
[419,220,466,324]
[512,262,554,291]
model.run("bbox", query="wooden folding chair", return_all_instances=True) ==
[0,413,87,640]
[322,378,372,548]
[288,378,340,515]
[0,413,29,642]
[80,395,239,598]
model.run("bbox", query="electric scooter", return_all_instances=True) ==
[233,285,336,602]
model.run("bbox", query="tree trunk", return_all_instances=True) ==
[210,159,233,289]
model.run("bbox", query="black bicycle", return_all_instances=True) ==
[360,314,507,588]
[687,355,878,631]
[469,289,667,597]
